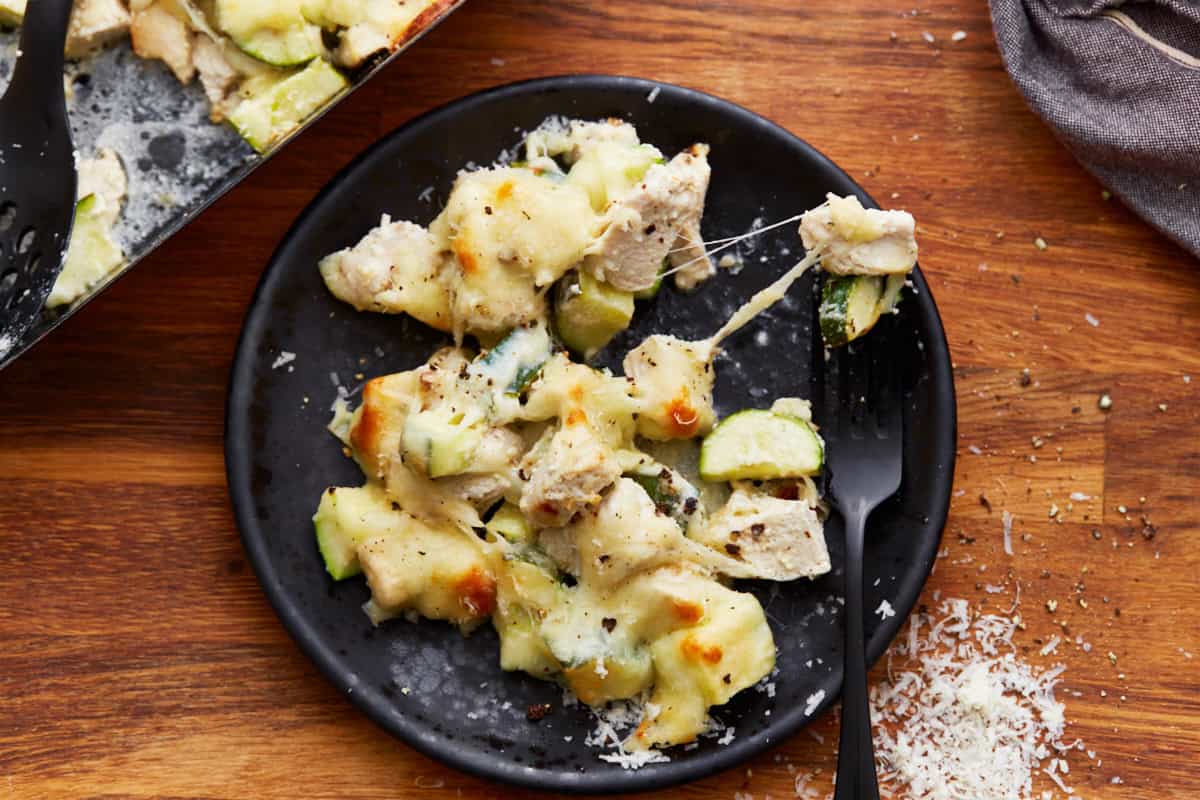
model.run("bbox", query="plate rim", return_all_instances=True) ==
[224,73,957,794]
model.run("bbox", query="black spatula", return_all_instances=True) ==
[0,0,78,356]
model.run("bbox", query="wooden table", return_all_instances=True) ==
[3,1,1198,797]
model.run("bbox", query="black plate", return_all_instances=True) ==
[225,75,956,794]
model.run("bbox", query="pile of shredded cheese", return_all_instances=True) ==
[870,597,1087,799]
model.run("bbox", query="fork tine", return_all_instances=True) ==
[845,343,872,440]
[866,334,903,441]
[836,346,851,439]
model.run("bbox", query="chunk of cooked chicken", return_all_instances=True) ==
[571,477,699,588]
[583,146,712,293]
[518,417,621,528]
[622,334,716,440]
[664,145,714,291]
[520,352,637,449]
[191,34,239,116]
[436,426,525,508]
[65,0,131,59]
[412,346,474,409]
[800,193,918,276]
[130,2,194,83]
[357,512,496,631]
[693,488,830,581]
[319,215,453,332]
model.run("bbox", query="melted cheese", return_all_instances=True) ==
[431,167,595,335]
[357,510,496,631]
[522,353,637,449]
[309,119,926,761]
[623,335,716,440]
[493,558,562,677]
[706,249,820,349]
[340,339,816,749]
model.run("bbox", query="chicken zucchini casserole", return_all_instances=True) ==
[312,118,919,756]
[1,0,449,309]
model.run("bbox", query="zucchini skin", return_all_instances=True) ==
[699,409,824,481]
[633,258,668,300]
[819,275,857,347]
[554,270,635,357]
[819,274,888,347]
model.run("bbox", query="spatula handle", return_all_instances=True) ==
[8,0,75,105]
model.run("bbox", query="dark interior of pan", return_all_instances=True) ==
[0,0,464,371]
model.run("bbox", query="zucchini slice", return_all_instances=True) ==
[878,273,906,315]
[699,409,824,481]
[227,58,347,152]
[474,322,552,396]
[215,0,322,67]
[401,407,484,478]
[485,502,532,545]
[47,194,124,308]
[554,270,635,358]
[566,142,663,212]
[312,484,397,580]
[235,25,322,67]
[819,274,884,347]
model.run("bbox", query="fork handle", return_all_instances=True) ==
[8,0,74,103]
[833,503,881,800]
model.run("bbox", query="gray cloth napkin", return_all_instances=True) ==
[990,0,1200,257]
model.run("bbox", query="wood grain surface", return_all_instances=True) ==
[3,1,1199,798]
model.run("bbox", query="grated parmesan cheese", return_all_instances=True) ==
[794,771,821,799]
[598,748,669,770]
[581,693,672,770]
[870,598,1083,799]
[1002,510,1014,555]
[271,350,296,370]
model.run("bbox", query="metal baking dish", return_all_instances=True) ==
[0,0,463,371]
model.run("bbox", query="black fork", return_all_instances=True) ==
[813,312,904,800]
